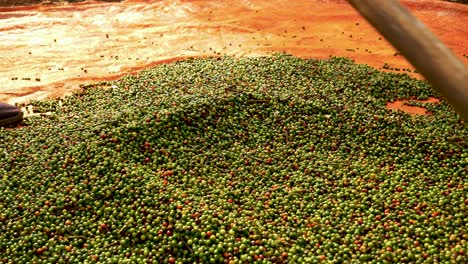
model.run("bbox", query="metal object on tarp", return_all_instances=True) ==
[348,0,468,120]
[0,102,23,127]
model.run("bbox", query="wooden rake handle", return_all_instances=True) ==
[348,0,468,120]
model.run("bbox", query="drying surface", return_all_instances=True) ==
[0,0,467,107]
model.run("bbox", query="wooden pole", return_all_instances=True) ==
[347,0,468,120]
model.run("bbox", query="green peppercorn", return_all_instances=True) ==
[0,54,466,263]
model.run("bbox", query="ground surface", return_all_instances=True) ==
[0,0,467,110]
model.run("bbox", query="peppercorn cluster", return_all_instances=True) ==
[1,54,466,263]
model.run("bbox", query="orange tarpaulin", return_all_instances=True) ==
[0,0,467,105]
